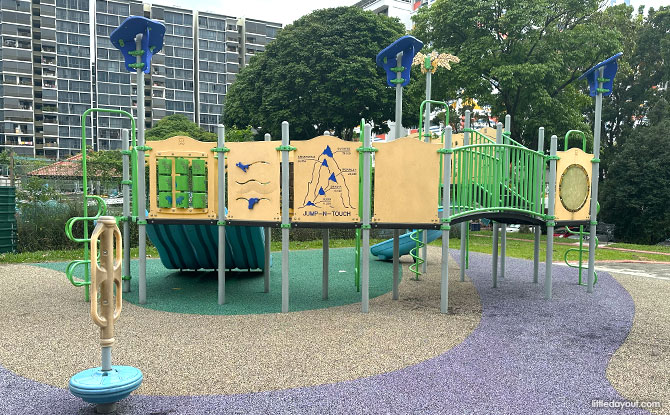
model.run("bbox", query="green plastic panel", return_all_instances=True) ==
[192,176,206,192]
[192,193,207,209]
[191,159,206,175]
[158,175,172,191]
[158,158,172,175]
[175,175,189,191]
[175,158,189,175]
[175,192,189,209]
[158,192,172,208]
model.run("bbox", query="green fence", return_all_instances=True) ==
[0,187,17,253]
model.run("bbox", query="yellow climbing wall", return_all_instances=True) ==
[227,141,281,222]
[292,135,360,224]
[373,137,441,225]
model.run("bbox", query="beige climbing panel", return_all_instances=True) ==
[292,135,360,224]
[373,137,441,225]
[555,147,592,222]
[227,141,281,222]
[146,136,218,220]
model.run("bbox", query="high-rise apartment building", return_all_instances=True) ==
[1,0,35,156]
[54,0,93,158]
[0,1,281,157]
[94,0,144,151]
[195,11,237,133]
[194,15,280,132]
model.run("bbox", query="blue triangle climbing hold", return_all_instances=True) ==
[248,198,260,209]
[322,145,333,158]
[318,187,326,195]
[306,201,316,207]
[322,159,329,167]
[328,173,337,183]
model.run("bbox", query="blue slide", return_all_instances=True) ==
[146,223,267,271]
[370,229,442,261]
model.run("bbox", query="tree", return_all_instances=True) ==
[146,114,217,142]
[223,7,406,140]
[600,99,670,244]
[412,0,623,148]
[87,149,122,189]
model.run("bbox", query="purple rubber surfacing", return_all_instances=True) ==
[0,251,647,415]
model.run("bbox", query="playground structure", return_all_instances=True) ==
[63,18,621,317]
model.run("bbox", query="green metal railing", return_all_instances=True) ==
[463,128,496,146]
[449,143,548,222]
[64,108,137,301]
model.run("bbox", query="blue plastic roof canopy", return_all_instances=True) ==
[110,16,166,74]
[578,52,623,97]
[376,35,424,87]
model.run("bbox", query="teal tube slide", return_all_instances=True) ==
[370,229,442,261]
[146,223,266,271]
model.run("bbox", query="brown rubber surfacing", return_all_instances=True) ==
[0,250,481,396]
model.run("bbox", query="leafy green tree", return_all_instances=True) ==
[223,7,406,140]
[600,99,670,244]
[87,149,122,188]
[412,0,623,148]
[225,126,255,142]
[146,114,218,142]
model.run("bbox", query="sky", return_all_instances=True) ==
[153,0,670,26]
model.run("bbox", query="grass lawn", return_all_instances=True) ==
[440,230,670,263]
[1,231,667,265]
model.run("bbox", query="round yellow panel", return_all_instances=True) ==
[559,164,590,212]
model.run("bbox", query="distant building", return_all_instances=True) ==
[0,0,281,158]
[355,0,438,30]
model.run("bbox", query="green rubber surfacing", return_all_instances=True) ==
[38,248,398,315]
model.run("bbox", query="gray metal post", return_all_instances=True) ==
[587,68,604,294]
[121,129,131,293]
[263,133,271,293]
[421,69,431,273]
[460,110,470,282]
[391,51,404,298]
[98,346,116,413]
[441,126,453,314]
[135,34,147,305]
[534,127,544,283]
[500,115,511,279]
[492,224,499,288]
[394,51,403,140]
[545,135,558,300]
[362,124,372,312]
[392,229,399,300]
[281,121,290,313]
[217,125,226,305]
[322,229,329,300]
[492,122,503,287]
[101,346,112,371]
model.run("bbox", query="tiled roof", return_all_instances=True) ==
[28,154,84,178]
[28,154,120,178]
